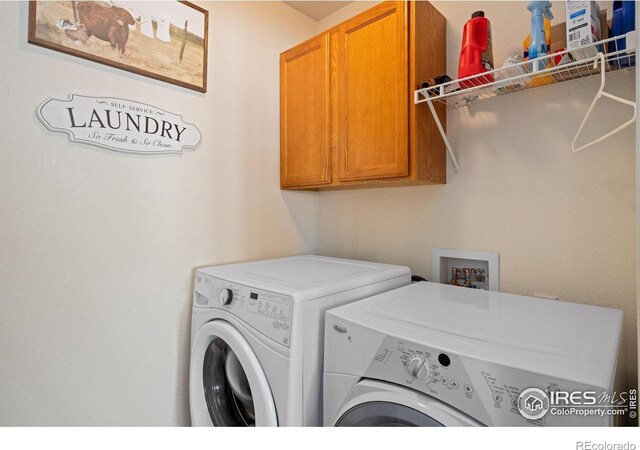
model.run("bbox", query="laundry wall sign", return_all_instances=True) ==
[36,94,202,154]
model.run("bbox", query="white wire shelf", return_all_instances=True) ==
[415,32,636,109]
[414,31,636,174]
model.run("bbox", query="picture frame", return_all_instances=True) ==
[28,1,208,93]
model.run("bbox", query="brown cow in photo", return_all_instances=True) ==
[76,1,135,55]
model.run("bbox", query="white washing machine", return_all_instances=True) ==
[324,282,623,427]
[189,255,410,426]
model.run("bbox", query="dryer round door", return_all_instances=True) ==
[334,379,482,427]
[189,320,277,426]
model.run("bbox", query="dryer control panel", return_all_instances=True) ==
[194,272,293,347]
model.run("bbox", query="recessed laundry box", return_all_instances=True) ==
[189,255,411,426]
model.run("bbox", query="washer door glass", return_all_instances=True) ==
[203,337,256,426]
[336,401,444,427]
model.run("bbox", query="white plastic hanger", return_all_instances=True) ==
[572,51,637,152]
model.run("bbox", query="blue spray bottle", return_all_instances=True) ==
[527,1,553,70]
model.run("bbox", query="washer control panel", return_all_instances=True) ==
[193,272,292,347]
[246,291,291,322]
[363,335,608,426]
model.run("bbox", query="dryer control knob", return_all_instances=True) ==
[218,288,233,305]
[407,356,431,381]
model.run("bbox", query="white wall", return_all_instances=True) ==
[0,1,318,425]
[316,0,638,401]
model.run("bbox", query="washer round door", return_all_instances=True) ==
[334,379,482,427]
[189,320,278,426]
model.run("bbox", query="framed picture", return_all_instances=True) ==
[28,1,208,93]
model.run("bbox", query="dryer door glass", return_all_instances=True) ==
[335,401,443,427]
[202,337,255,426]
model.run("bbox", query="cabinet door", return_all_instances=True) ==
[336,1,409,182]
[280,34,331,188]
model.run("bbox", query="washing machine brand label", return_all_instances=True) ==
[332,324,347,334]
[517,387,637,420]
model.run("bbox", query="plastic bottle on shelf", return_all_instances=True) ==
[527,1,554,70]
[609,0,636,67]
[522,17,550,60]
[458,11,494,89]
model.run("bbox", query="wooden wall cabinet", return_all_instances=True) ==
[280,1,446,190]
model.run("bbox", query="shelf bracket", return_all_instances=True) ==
[424,96,460,174]
[572,52,637,152]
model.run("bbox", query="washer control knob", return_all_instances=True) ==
[218,288,233,305]
[407,356,431,381]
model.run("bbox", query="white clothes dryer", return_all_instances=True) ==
[324,282,623,427]
[189,255,410,426]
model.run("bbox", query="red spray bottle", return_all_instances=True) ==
[458,11,494,88]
